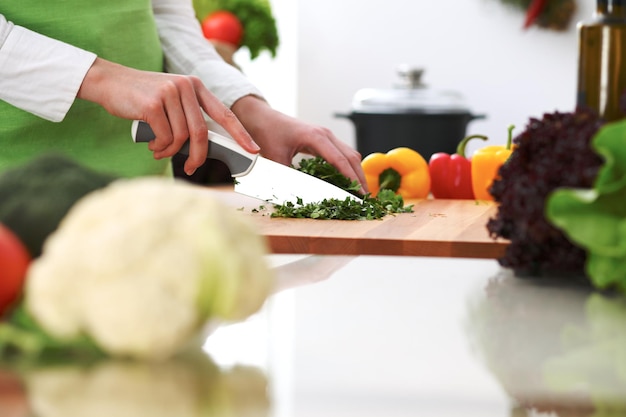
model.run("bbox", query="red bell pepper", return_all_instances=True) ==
[428,134,487,199]
[523,0,548,29]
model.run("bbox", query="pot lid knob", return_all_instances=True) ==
[396,65,426,89]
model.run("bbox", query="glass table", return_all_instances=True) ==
[2,255,624,416]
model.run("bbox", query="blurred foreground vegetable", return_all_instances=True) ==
[361,147,430,199]
[1,178,274,361]
[547,119,626,293]
[0,224,31,317]
[0,154,116,257]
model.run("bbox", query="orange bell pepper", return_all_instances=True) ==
[471,125,515,201]
[361,147,430,199]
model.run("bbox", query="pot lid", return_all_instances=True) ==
[351,66,470,114]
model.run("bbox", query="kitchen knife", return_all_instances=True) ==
[131,120,361,205]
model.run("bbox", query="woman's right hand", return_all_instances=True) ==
[77,58,259,175]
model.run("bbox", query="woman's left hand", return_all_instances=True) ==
[231,96,368,194]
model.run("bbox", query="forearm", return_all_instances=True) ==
[151,0,264,108]
[0,14,96,122]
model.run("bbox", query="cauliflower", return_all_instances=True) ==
[24,178,274,360]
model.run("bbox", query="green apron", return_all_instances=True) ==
[0,0,169,177]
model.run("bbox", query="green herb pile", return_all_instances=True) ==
[271,189,412,220]
[295,157,362,196]
[268,157,413,220]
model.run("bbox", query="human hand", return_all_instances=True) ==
[77,58,259,175]
[231,96,368,194]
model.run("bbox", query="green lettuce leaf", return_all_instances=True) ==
[547,120,626,293]
[0,303,103,365]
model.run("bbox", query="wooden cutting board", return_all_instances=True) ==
[205,187,509,259]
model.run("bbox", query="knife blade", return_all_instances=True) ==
[131,121,361,205]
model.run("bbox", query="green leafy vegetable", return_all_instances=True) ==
[294,157,363,197]
[257,156,412,220]
[0,153,116,257]
[487,109,603,276]
[271,189,412,220]
[193,0,279,60]
[0,304,103,364]
[268,157,413,220]
[546,120,626,293]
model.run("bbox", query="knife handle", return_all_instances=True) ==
[131,120,257,177]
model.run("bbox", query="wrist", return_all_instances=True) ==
[231,95,272,130]
[77,57,120,104]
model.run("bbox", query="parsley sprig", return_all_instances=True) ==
[295,157,362,197]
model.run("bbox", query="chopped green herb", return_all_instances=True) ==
[294,157,362,197]
[271,189,412,220]
[247,156,413,220]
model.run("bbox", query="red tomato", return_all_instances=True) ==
[0,224,31,317]
[201,11,244,47]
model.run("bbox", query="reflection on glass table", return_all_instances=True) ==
[1,255,626,417]
[466,268,626,416]
[0,350,269,417]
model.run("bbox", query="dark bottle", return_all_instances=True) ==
[576,0,626,121]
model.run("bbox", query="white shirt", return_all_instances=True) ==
[0,0,263,123]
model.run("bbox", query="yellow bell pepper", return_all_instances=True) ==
[361,147,430,199]
[471,125,515,201]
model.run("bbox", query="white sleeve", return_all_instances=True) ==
[0,14,97,122]
[151,0,265,108]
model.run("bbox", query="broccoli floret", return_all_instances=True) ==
[0,153,117,257]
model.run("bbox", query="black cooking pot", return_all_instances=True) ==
[336,67,486,159]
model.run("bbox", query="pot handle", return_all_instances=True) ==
[333,112,353,120]
[470,113,487,121]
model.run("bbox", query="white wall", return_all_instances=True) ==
[239,0,594,156]
[234,0,298,117]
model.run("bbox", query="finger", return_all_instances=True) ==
[335,142,369,193]
[176,80,210,175]
[143,106,173,154]
[194,80,260,153]
[304,131,369,194]
[151,78,208,175]
[149,79,194,155]
[145,81,189,155]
